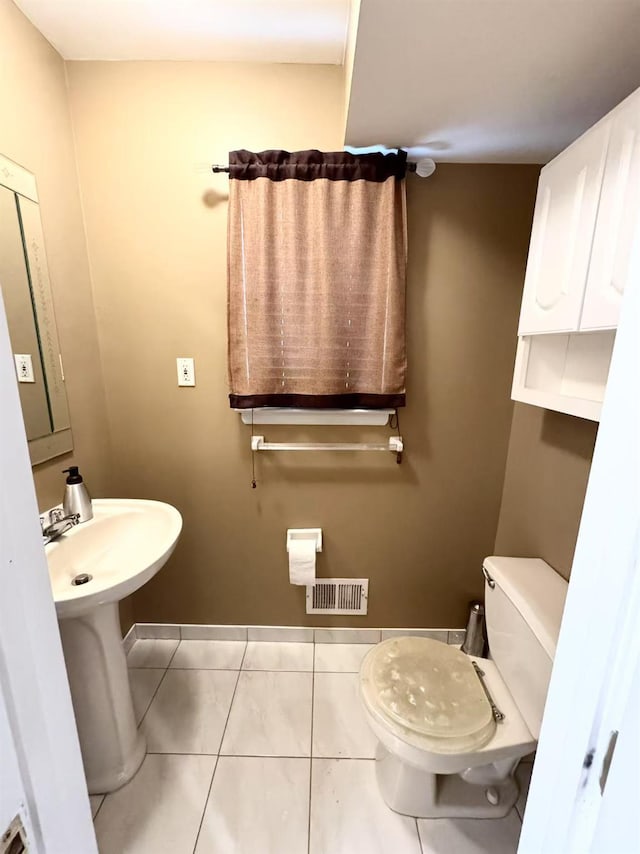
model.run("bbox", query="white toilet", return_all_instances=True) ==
[359,555,568,818]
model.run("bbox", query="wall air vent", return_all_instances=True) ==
[306,579,369,615]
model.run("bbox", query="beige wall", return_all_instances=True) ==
[0,0,129,628]
[0,0,111,510]
[64,56,540,631]
[0,5,595,634]
[495,404,597,580]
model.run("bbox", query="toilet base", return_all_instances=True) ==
[375,744,520,819]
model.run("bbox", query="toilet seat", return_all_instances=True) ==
[360,637,496,754]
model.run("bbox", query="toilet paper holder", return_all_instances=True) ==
[287,528,323,553]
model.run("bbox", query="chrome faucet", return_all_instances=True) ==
[41,507,80,545]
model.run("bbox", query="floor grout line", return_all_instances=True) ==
[146,751,220,756]
[91,794,105,823]
[190,755,219,854]
[131,666,363,674]
[143,752,373,760]
[300,755,375,762]
[307,642,316,854]
[415,817,424,853]
[191,641,249,854]
[169,666,312,672]
[145,752,317,759]
[136,670,166,727]
[127,666,166,671]
[134,641,180,728]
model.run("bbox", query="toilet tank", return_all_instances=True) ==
[483,556,568,739]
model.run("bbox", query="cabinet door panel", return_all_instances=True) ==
[518,120,610,335]
[581,95,640,330]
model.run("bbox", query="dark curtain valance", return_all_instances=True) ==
[229,393,407,410]
[229,149,408,183]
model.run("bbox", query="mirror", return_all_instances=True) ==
[0,154,72,464]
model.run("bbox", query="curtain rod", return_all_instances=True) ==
[211,162,422,174]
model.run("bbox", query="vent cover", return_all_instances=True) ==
[306,579,369,615]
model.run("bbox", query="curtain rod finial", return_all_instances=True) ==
[414,158,436,178]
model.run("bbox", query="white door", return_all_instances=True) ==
[0,688,33,850]
[590,655,640,854]
[0,288,97,854]
[580,90,640,331]
[518,120,610,335]
[518,183,640,854]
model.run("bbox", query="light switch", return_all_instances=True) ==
[176,357,195,387]
[14,354,35,383]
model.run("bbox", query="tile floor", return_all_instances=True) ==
[89,638,534,854]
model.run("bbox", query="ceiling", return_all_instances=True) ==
[14,0,350,63]
[15,0,640,162]
[346,0,640,163]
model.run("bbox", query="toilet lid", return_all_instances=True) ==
[360,638,496,749]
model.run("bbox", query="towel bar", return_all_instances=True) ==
[250,435,403,463]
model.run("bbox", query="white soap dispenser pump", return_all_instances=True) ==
[62,466,93,523]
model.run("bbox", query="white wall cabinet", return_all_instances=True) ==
[513,86,640,421]
[581,95,640,330]
[518,120,610,336]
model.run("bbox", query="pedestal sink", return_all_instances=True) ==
[46,498,182,794]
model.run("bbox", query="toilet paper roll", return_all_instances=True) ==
[288,538,316,586]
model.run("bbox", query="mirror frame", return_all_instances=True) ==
[0,154,72,464]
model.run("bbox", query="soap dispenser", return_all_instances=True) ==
[62,466,93,523]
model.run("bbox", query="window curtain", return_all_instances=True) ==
[227,149,408,409]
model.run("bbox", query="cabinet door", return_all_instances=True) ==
[518,120,610,335]
[580,93,640,330]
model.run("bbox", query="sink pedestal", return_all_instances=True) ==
[58,601,146,794]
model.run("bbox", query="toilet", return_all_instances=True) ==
[359,555,568,819]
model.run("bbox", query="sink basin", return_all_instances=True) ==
[47,498,182,618]
[47,498,182,794]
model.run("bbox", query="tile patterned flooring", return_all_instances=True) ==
[90,639,533,853]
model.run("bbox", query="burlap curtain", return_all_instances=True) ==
[227,149,408,409]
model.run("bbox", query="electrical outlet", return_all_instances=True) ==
[176,357,195,387]
[14,354,34,383]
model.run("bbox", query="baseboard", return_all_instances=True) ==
[122,623,137,654]
[131,623,466,645]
